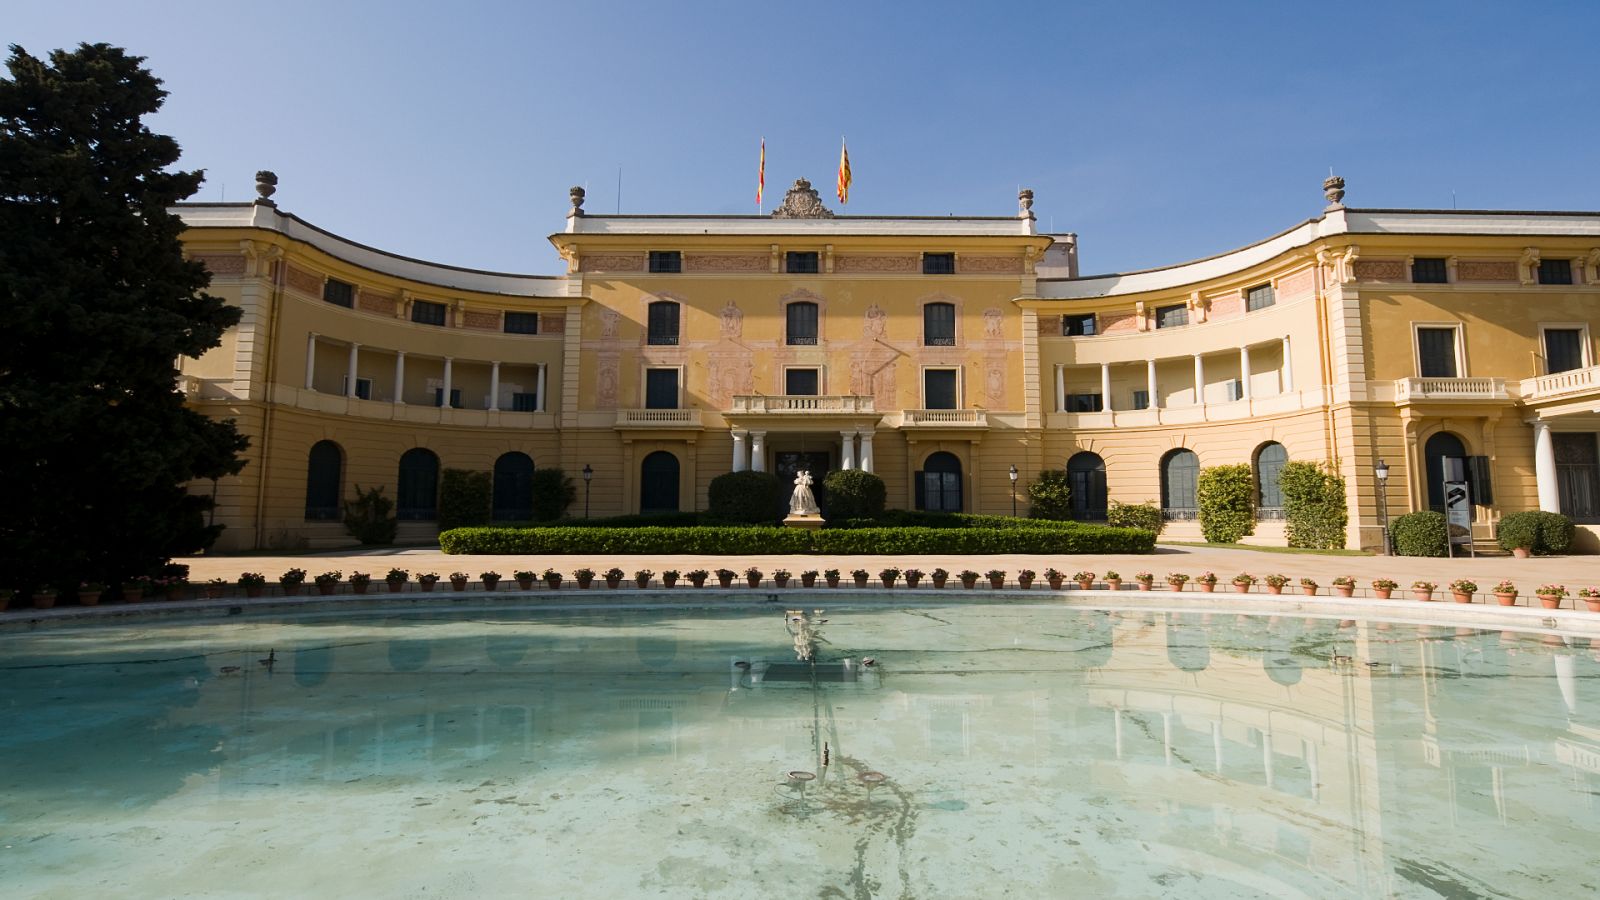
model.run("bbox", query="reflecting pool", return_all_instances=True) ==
[3,604,1598,897]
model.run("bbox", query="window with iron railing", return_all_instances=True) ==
[647,301,680,345]
[786,301,818,345]
[1155,304,1188,329]
[1539,258,1573,285]
[648,251,682,273]
[323,278,354,308]
[1245,284,1275,311]
[922,253,956,275]
[504,312,539,334]
[923,302,956,345]
[411,300,447,326]
[1412,258,1447,283]
[785,252,819,274]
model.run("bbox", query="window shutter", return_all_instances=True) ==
[1468,456,1493,506]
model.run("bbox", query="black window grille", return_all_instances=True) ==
[1155,304,1188,328]
[323,279,354,308]
[504,312,540,334]
[1061,313,1096,336]
[923,302,956,345]
[645,369,678,409]
[923,253,956,275]
[785,252,819,274]
[1412,258,1448,283]
[1255,442,1288,512]
[1161,449,1199,517]
[397,448,440,520]
[1245,284,1275,311]
[1539,258,1573,285]
[785,368,820,396]
[1417,328,1458,377]
[1067,393,1103,412]
[511,392,537,412]
[1545,328,1585,374]
[915,452,963,512]
[924,369,958,409]
[1554,433,1600,523]
[411,300,447,326]
[647,301,680,345]
[786,302,819,345]
[648,251,682,273]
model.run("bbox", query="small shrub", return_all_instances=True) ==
[1498,510,1576,555]
[1107,501,1163,535]
[438,469,492,530]
[530,469,577,521]
[1392,510,1448,557]
[821,469,887,522]
[343,484,397,545]
[1026,470,1073,521]
[1280,461,1347,549]
[707,470,786,524]
[1197,464,1255,543]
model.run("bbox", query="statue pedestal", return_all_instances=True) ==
[783,514,824,530]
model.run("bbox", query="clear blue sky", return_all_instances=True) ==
[10,1,1600,275]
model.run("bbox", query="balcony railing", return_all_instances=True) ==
[729,395,875,413]
[615,408,702,427]
[901,409,988,426]
[1521,364,1599,402]
[1393,377,1509,402]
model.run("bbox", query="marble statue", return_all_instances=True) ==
[789,470,820,516]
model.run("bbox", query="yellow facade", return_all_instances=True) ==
[177,179,1600,551]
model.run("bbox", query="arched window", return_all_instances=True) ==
[640,451,680,512]
[304,440,343,520]
[492,452,535,521]
[1254,442,1288,520]
[916,452,963,512]
[1424,432,1468,512]
[1160,449,1199,519]
[923,302,956,346]
[397,448,440,520]
[785,301,819,345]
[1066,451,1108,520]
[646,300,680,346]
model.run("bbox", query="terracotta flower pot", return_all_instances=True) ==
[1233,582,1252,593]
[482,577,500,591]
[800,574,816,588]
[319,582,338,596]
[775,576,789,588]
[880,576,896,589]
[718,575,734,588]
[747,575,762,588]
[78,590,102,607]
[1451,591,1473,604]
[853,575,869,588]
[1584,599,1600,613]
[387,580,405,593]
[636,576,652,589]
[688,575,707,588]
[1334,586,1354,598]
[1494,592,1516,606]
[1018,575,1034,589]
[32,591,57,609]
[1199,583,1215,593]
[825,575,839,588]
[516,577,534,591]
[905,574,921,588]
[419,580,437,592]
[606,577,622,589]
[989,576,1005,589]
[1265,584,1282,595]
[351,582,369,595]
[1373,588,1393,600]
[280,584,301,596]
[1512,547,1531,559]
[449,579,467,592]
[1302,585,1318,596]
[931,574,947,588]
[663,574,678,588]
[1413,589,1434,602]
[1137,582,1153,591]
[244,586,263,599]
[1105,578,1122,591]
[576,575,593,589]
[961,577,978,590]
[1168,582,1185,592]
[546,576,564,590]
[1538,594,1561,609]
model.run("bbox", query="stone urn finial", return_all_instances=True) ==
[254,170,278,206]
[569,185,586,216]
[1323,174,1346,210]
[1018,188,1035,218]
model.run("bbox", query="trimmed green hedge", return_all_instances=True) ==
[1027,470,1073,521]
[821,469,886,521]
[1281,461,1347,549]
[439,522,1156,555]
[1197,464,1255,543]
[835,511,1091,530]
[438,469,491,530]
[1107,501,1163,535]
[1497,510,1576,555]
[708,471,786,524]
[530,469,576,521]
[1392,510,1447,557]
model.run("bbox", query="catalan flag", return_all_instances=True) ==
[757,138,765,208]
[836,138,852,204]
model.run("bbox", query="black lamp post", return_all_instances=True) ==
[582,464,593,519]
[1375,459,1390,555]
[1009,464,1019,517]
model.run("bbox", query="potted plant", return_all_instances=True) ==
[716,568,736,588]
[160,576,189,601]
[879,568,901,588]
[1331,576,1355,598]
[513,570,535,591]
[418,572,440,592]
[31,584,57,609]
[479,570,500,591]
[663,569,680,588]
[573,567,594,589]
[1449,579,1477,604]
[904,568,924,588]
[279,568,307,596]
[1017,569,1036,589]
[1263,573,1289,595]
[746,567,764,588]
[543,568,563,589]
[316,571,343,595]
[448,572,469,592]
[1299,577,1319,596]
[387,568,411,593]
[987,569,1007,589]
[1041,568,1064,590]
[1195,572,1218,593]
[1411,580,1437,602]
[348,572,371,595]
[1371,578,1397,600]
[1578,587,1600,613]
[687,569,709,588]
[205,578,228,599]
[78,581,104,607]
[800,569,818,588]
[1134,572,1155,591]
[1166,573,1190,592]
[635,569,654,589]
[1104,571,1123,591]
[1232,573,1256,593]
[1491,580,1517,606]
[851,569,870,588]
[603,568,625,589]
[1535,583,1565,609]
[959,569,980,589]
[239,572,267,599]
[773,569,791,588]
[931,568,949,588]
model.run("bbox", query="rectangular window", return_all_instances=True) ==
[923,303,956,346]
[1554,432,1600,523]
[924,369,958,409]
[1245,284,1275,312]
[648,251,682,273]
[342,376,372,400]
[504,312,540,334]
[511,392,537,412]
[784,368,820,396]
[1061,313,1096,336]
[1225,379,1243,402]
[411,300,447,326]
[922,252,956,275]
[1545,328,1585,373]
[786,303,819,345]
[646,302,680,346]
[1132,389,1150,410]
[1066,393,1103,412]
[1539,258,1573,285]
[1155,304,1188,329]
[785,251,819,274]
[644,369,678,409]
[434,387,462,408]
[1417,327,1459,377]
[1412,258,1448,283]
[323,278,354,308]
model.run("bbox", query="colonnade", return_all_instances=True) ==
[305,332,547,411]
[1054,336,1292,412]
[730,430,875,473]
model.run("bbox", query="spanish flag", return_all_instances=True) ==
[757,138,765,208]
[836,138,852,204]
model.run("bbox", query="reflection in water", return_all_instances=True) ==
[2,607,1597,897]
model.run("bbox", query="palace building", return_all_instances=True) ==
[175,175,1600,552]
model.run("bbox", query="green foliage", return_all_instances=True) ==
[437,469,491,530]
[1279,461,1347,549]
[707,470,786,524]
[1497,510,1576,555]
[343,485,397,545]
[1197,464,1256,543]
[529,468,576,521]
[439,521,1156,555]
[1026,470,1073,521]
[0,43,248,589]
[821,469,886,521]
[1107,501,1164,535]
[835,511,1098,530]
[1391,510,1448,557]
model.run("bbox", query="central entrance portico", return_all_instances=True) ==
[723,394,882,474]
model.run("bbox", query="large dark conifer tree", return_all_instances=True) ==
[0,43,247,591]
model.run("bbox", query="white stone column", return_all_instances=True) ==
[750,432,766,472]
[1193,353,1205,406]
[1113,708,1124,759]
[858,431,874,473]
[840,431,856,470]
[1211,721,1223,773]
[1055,364,1066,412]
[1555,650,1578,714]
[1239,345,1252,400]
[1281,336,1294,393]
[488,361,501,411]
[394,351,406,404]
[1262,732,1275,788]
[442,357,454,408]
[1100,363,1112,411]
[1146,359,1158,409]
[305,332,318,390]
[1161,711,1173,766]
[346,342,360,398]
[1533,420,1562,512]
[535,363,547,411]
[731,431,747,472]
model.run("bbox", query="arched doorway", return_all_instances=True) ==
[1160,448,1199,520]
[640,451,680,512]
[397,448,440,520]
[1067,451,1107,520]
[492,452,535,521]
[1424,432,1468,512]
[1254,442,1288,520]
[916,451,963,512]
[304,440,343,520]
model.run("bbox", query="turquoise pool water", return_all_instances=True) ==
[2,603,1597,898]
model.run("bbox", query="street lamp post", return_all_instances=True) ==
[582,464,593,519]
[1009,464,1019,518]
[1375,459,1390,556]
